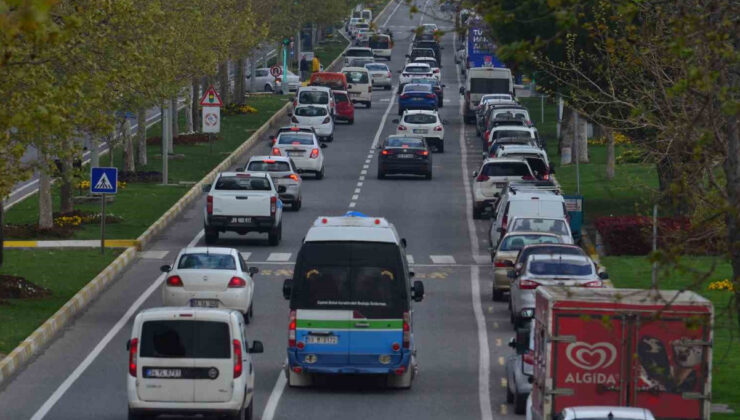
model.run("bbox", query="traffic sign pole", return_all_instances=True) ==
[91,167,117,254]
[100,193,106,254]
[282,43,288,95]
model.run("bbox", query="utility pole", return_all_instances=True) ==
[282,38,290,95]
[161,101,169,184]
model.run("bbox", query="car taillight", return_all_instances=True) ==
[522,175,535,180]
[368,86,371,93]
[387,71,392,78]
[381,149,390,155]
[288,310,296,347]
[425,94,435,99]
[272,147,281,156]
[494,260,512,268]
[416,150,429,156]
[310,148,319,158]
[402,312,410,349]
[400,94,409,99]
[583,280,603,288]
[502,215,508,230]
[398,125,407,131]
[433,68,440,73]
[523,350,534,365]
[543,174,550,180]
[270,196,277,216]
[402,73,408,77]
[291,116,299,123]
[518,279,540,290]
[166,275,183,287]
[233,339,243,378]
[292,100,297,108]
[433,125,443,131]
[228,277,247,288]
[285,174,300,181]
[206,195,213,215]
[128,338,138,377]
[476,173,489,182]
[484,130,490,140]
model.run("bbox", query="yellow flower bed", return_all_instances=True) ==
[588,131,632,146]
[76,180,127,190]
[54,215,83,227]
[707,279,735,292]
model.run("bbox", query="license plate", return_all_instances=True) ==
[413,129,428,134]
[146,368,183,378]
[397,154,414,159]
[191,299,219,308]
[413,97,423,101]
[287,151,303,157]
[230,217,252,224]
[350,92,359,96]
[307,335,338,345]
[495,183,506,188]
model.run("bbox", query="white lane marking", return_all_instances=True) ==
[407,255,415,264]
[430,255,456,264]
[455,30,494,420]
[261,372,287,420]
[354,188,361,194]
[365,159,371,164]
[362,164,369,169]
[352,194,359,200]
[349,202,357,208]
[360,169,367,175]
[359,176,365,181]
[357,182,363,187]
[30,228,205,420]
[240,252,252,261]
[139,251,169,260]
[266,253,291,262]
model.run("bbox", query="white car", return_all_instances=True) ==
[558,406,656,420]
[413,57,441,81]
[127,307,263,420]
[161,247,257,319]
[364,62,392,90]
[393,110,445,153]
[291,105,334,141]
[271,129,327,179]
[487,125,538,149]
[343,47,374,67]
[243,155,303,210]
[472,158,535,219]
[421,23,438,33]
[248,67,300,93]
[294,86,335,116]
[399,63,434,86]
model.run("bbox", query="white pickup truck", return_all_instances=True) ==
[202,171,283,245]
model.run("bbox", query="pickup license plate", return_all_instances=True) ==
[230,217,252,224]
[145,368,183,379]
[191,299,219,308]
[397,154,414,159]
[413,129,428,134]
[307,335,338,345]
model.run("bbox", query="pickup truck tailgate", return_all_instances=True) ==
[212,190,272,216]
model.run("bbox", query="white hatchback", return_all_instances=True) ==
[413,57,441,81]
[364,62,392,90]
[161,247,257,320]
[394,110,445,153]
[291,105,334,141]
[271,130,327,179]
[399,63,434,86]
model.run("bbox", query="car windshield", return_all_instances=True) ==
[403,84,431,93]
[411,49,434,57]
[500,234,561,251]
[247,160,291,172]
[347,49,373,57]
[277,134,314,145]
[386,137,424,148]
[295,106,327,117]
[215,175,271,191]
[298,90,329,104]
[140,320,230,359]
[404,113,437,124]
[344,71,369,83]
[177,253,236,270]
[481,162,531,176]
[511,218,569,235]
[528,259,594,276]
[365,64,387,71]
[334,92,349,102]
[405,66,429,73]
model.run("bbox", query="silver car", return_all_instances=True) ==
[506,327,533,415]
[364,62,392,90]
[243,156,303,210]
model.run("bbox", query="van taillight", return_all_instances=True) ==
[233,339,243,378]
[522,350,534,365]
[402,312,410,349]
[288,310,297,348]
[270,196,277,216]
[206,195,213,215]
[128,338,138,377]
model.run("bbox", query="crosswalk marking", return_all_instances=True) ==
[430,255,456,264]
[240,252,252,261]
[406,254,415,264]
[267,252,291,262]
[140,251,169,260]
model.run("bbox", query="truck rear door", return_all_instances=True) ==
[212,175,272,217]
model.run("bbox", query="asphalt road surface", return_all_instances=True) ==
[0,2,521,419]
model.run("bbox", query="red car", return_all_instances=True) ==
[333,90,355,124]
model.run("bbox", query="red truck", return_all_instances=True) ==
[530,286,713,420]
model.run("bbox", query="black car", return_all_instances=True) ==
[377,135,433,179]
[412,40,441,66]
[408,48,439,67]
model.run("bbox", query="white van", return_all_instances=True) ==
[460,67,513,123]
[490,191,568,246]
[369,34,393,61]
[127,308,263,420]
[342,66,372,108]
[361,8,372,22]
[344,47,374,67]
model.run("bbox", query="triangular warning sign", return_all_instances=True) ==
[199,86,223,107]
[95,173,113,190]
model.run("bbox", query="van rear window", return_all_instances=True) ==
[470,78,509,94]
[140,321,230,359]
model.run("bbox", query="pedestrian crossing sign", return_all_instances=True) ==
[90,167,118,194]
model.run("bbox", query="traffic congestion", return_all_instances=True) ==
[0,2,719,420]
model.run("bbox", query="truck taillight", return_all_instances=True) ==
[206,195,213,215]
[128,338,138,377]
[476,173,489,182]
[272,147,281,156]
[288,310,296,347]
[270,196,277,216]
[228,277,247,288]
[402,312,410,349]
[232,339,243,378]
[310,148,319,158]
[518,279,540,290]
[583,280,603,288]
[522,350,534,365]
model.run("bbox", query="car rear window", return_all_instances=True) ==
[247,160,291,172]
[385,137,424,148]
[295,106,327,117]
[365,64,387,71]
[405,66,429,73]
[470,78,510,93]
[528,259,593,276]
[494,130,531,139]
[500,234,561,251]
[347,49,373,57]
[215,176,271,191]
[404,113,437,124]
[481,162,531,176]
[511,219,569,235]
[140,320,230,359]
[299,91,329,104]
[177,253,236,270]
[369,37,390,49]
[402,84,432,93]
[343,70,369,83]
[277,134,314,145]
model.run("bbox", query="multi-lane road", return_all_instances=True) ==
[0,2,521,419]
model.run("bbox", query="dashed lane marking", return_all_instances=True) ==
[430,255,456,264]
[407,255,415,264]
[498,356,505,366]
[501,377,507,388]
[139,251,169,260]
[266,253,291,262]
[240,252,252,261]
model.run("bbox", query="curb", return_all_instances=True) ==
[0,100,291,387]
[3,239,139,249]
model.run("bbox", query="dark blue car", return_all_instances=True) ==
[398,84,437,115]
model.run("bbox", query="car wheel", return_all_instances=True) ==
[492,288,504,301]
[327,134,334,142]
[264,84,273,93]
[205,228,219,244]
[316,166,324,180]
[506,384,514,403]
[514,392,527,415]
[127,409,153,420]
[437,143,444,153]
[425,170,432,180]
[377,168,385,179]
[268,223,281,246]
[385,85,391,90]
[288,367,313,387]
[366,101,372,108]
[292,198,302,211]
[245,399,254,420]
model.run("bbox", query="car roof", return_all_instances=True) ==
[136,307,238,322]
[178,246,235,255]
[529,254,591,263]
[347,47,372,52]
[298,85,331,92]
[502,231,561,239]
[565,406,652,420]
[405,63,431,69]
[219,171,270,178]
[507,191,564,201]
[481,157,528,165]
[248,155,291,163]
[499,145,545,154]
[403,109,438,116]
[342,66,369,72]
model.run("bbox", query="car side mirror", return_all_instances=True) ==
[320,143,328,149]
[277,185,287,193]
[160,264,171,273]
[282,279,292,300]
[249,340,264,354]
[411,280,425,302]
[391,118,400,124]
[515,328,529,354]
[496,227,503,233]
[401,238,407,248]
[409,271,415,278]
[598,271,610,280]
[508,337,517,349]
[201,184,212,193]
[248,267,259,276]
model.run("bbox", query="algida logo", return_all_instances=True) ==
[564,341,619,385]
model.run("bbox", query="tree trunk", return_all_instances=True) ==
[577,115,589,163]
[108,128,116,167]
[723,88,740,333]
[123,119,135,172]
[171,97,179,139]
[0,200,4,267]
[606,127,615,180]
[90,137,99,168]
[560,107,574,164]
[59,154,74,214]
[235,57,246,106]
[185,86,194,133]
[137,107,148,166]
[38,161,53,229]
[219,62,230,105]
[192,78,200,132]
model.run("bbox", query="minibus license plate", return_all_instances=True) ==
[146,368,182,378]
[307,335,338,344]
